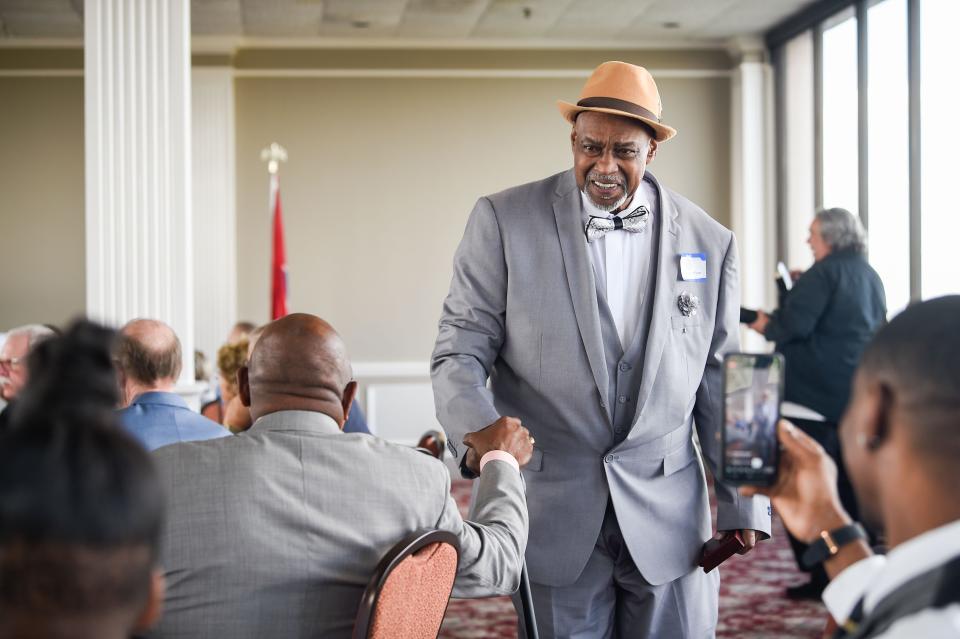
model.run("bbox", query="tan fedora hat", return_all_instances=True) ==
[558,61,677,142]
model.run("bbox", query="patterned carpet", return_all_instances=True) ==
[440,479,828,638]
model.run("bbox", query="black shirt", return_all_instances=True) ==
[764,250,886,422]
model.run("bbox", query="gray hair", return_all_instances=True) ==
[816,208,867,254]
[6,324,56,350]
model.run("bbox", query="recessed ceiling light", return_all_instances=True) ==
[662,21,680,29]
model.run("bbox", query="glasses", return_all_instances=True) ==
[0,357,23,370]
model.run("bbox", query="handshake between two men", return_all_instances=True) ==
[461,416,535,475]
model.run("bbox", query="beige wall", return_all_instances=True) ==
[0,50,731,359]
[235,74,730,362]
[0,77,86,330]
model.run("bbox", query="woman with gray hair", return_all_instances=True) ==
[812,207,867,256]
[748,207,886,600]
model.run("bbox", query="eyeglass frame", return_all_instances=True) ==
[0,356,24,370]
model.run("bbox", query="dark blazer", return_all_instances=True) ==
[119,391,231,451]
[764,250,886,422]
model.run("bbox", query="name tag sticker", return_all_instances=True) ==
[679,253,707,282]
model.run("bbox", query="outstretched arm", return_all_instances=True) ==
[693,233,772,543]
[431,197,508,467]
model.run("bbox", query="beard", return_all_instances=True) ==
[582,171,629,212]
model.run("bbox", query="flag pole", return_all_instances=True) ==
[260,143,289,320]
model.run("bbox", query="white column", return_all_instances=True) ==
[84,0,195,384]
[192,67,237,364]
[729,38,777,352]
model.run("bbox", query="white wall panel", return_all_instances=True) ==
[192,67,237,361]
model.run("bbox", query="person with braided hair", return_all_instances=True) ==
[0,319,166,639]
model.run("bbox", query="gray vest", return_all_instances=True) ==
[591,210,661,446]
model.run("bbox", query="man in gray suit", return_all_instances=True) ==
[150,313,533,638]
[432,61,771,637]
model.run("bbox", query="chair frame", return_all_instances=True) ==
[353,528,461,639]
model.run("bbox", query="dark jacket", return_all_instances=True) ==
[764,250,886,422]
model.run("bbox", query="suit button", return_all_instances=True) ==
[618,395,627,404]
[615,427,623,434]
[604,454,614,463]
[619,362,631,372]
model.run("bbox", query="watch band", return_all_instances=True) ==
[801,522,867,569]
[459,453,479,480]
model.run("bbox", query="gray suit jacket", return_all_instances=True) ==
[432,169,770,588]
[148,410,527,639]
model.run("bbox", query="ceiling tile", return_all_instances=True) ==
[470,0,572,38]
[397,0,491,38]
[546,0,657,40]
[0,0,822,45]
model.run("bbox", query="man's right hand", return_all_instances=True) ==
[740,420,851,543]
[462,416,534,474]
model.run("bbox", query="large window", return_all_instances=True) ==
[821,14,859,217]
[781,32,816,269]
[868,0,910,315]
[772,0,955,313]
[921,0,960,298]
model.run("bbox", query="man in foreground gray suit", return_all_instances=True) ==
[150,313,532,638]
[432,61,771,637]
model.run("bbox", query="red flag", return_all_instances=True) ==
[270,174,288,320]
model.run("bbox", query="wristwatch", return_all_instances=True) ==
[801,523,867,569]
[459,454,479,480]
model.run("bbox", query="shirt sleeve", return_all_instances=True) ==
[874,604,960,639]
[822,555,888,623]
[479,450,520,474]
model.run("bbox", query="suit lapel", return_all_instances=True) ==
[552,173,611,422]
[635,174,680,414]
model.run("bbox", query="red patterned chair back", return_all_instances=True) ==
[353,529,460,639]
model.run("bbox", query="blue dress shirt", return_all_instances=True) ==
[119,391,231,451]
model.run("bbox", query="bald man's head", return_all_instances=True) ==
[116,319,182,386]
[240,314,357,426]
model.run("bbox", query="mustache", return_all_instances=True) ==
[0,376,9,387]
[586,171,624,185]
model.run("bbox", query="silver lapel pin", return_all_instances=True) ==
[677,292,700,318]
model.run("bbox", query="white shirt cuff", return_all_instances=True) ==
[479,450,520,474]
[822,555,887,623]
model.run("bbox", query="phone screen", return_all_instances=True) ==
[721,352,784,485]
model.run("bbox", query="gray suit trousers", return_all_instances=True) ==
[515,501,718,639]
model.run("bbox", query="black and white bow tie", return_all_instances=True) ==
[584,205,650,243]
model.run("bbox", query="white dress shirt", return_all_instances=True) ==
[581,177,659,350]
[822,518,960,638]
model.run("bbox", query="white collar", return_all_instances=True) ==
[866,518,960,612]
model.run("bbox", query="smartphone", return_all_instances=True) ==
[721,352,784,486]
